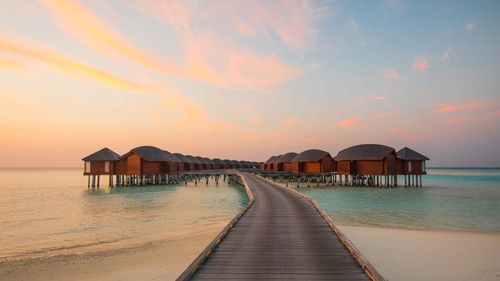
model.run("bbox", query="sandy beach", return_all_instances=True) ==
[0,224,225,281]
[339,225,500,281]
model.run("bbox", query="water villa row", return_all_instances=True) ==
[260,144,429,187]
[82,146,261,187]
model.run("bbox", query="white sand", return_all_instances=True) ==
[0,225,225,281]
[339,225,500,281]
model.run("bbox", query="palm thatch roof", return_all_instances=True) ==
[202,157,215,164]
[292,149,331,162]
[335,144,395,161]
[269,155,282,164]
[82,147,121,161]
[122,146,178,162]
[184,155,201,164]
[276,152,298,163]
[396,147,429,161]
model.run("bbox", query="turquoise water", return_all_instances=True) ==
[0,168,248,261]
[299,168,500,232]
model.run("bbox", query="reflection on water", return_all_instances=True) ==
[0,168,248,261]
[299,168,500,232]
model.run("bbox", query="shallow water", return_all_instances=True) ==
[0,168,248,261]
[299,168,500,232]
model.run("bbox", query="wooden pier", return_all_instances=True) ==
[178,172,383,281]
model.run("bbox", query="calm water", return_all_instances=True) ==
[0,168,248,261]
[300,168,500,232]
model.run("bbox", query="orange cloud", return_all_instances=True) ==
[0,56,25,71]
[383,69,400,80]
[0,37,145,91]
[131,0,314,92]
[39,0,185,77]
[413,56,428,72]
[442,117,465,125]
[338,117,360,128]
[431,101,488,114]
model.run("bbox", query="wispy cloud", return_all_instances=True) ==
[465,21,475,32]
[430,101,488,114]
[282,116,296,129]
[0,56,25,71]
[249,115,262,124]
[413,56,429,72]
[440,48,451,62]
[383,69,400,80]
[39,0,185,77]
[0,36,145,91]
[371,96,386,100]
[338,116,360,128]
[131,0,325,92]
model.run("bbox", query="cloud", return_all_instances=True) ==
[430,101,488,114]
[465,21,475,32]
[442,117,465,125]
[383,69,400,80]
[282,116,296,129]
[39,0,185,77]
[413,56,428,72]
[131,0,324,92]
[338,117,360,128]
[440,48,451,62]
[371,96,386,100]
[0,37,145,91]
[249,115,262,124]
[0,56,25,71]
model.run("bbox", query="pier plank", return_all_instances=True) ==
[181,173,378,281]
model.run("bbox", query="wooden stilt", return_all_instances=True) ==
[97,175,100,187]
[88,175,90,188]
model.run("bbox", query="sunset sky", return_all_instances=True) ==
[1,0,499,167]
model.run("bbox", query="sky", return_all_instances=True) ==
[1,0,499,167]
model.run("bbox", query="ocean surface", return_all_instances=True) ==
[0,168,248,261]
[1,168,499,262]
[299,168,500,232]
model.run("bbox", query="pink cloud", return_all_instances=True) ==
[413,56,429,72]
[383,69,400,80]
[430,101,488,114]
[282,116,296,129]
[442,117,465,125]
[338,117,360,128]
[371,96,386,100]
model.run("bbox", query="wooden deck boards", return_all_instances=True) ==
[186,173,373,281]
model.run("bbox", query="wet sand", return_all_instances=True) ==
[339,225,500,281]
[0,225,224,281]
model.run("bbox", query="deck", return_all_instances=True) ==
[178,173,382,281]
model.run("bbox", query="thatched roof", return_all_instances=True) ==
[265,156,277,164]
[173,153,192,163]
[335,144,395,161]
[292,149,331,162]
[269,155,282,164]
[276,152,298,163]
[82,147,121,161]
[122,146,178,162]
[397,147,429,161]
[222,159,232,164]
[185,155,201,164]
[203,157,215,164]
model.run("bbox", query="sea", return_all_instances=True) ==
[0,167,499,262]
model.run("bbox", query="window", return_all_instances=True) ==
[104,161,110,173]
[408,161,412,172]
[85,161,91,173]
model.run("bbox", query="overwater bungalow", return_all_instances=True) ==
[396,147,429,186]
[173,153,191,172]
[263,156,277,170]
[212,158,225,169]
[121,146,178,175]
[185,155,201,170]
[82,147,121,176]
[275,152,298,172]
[222,159,233,169]
[335,144,397,186]
[269,155,282,171]
[203,157,216,169]
[290,149,334,174]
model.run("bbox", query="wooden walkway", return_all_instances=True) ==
[178,173,382,281]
